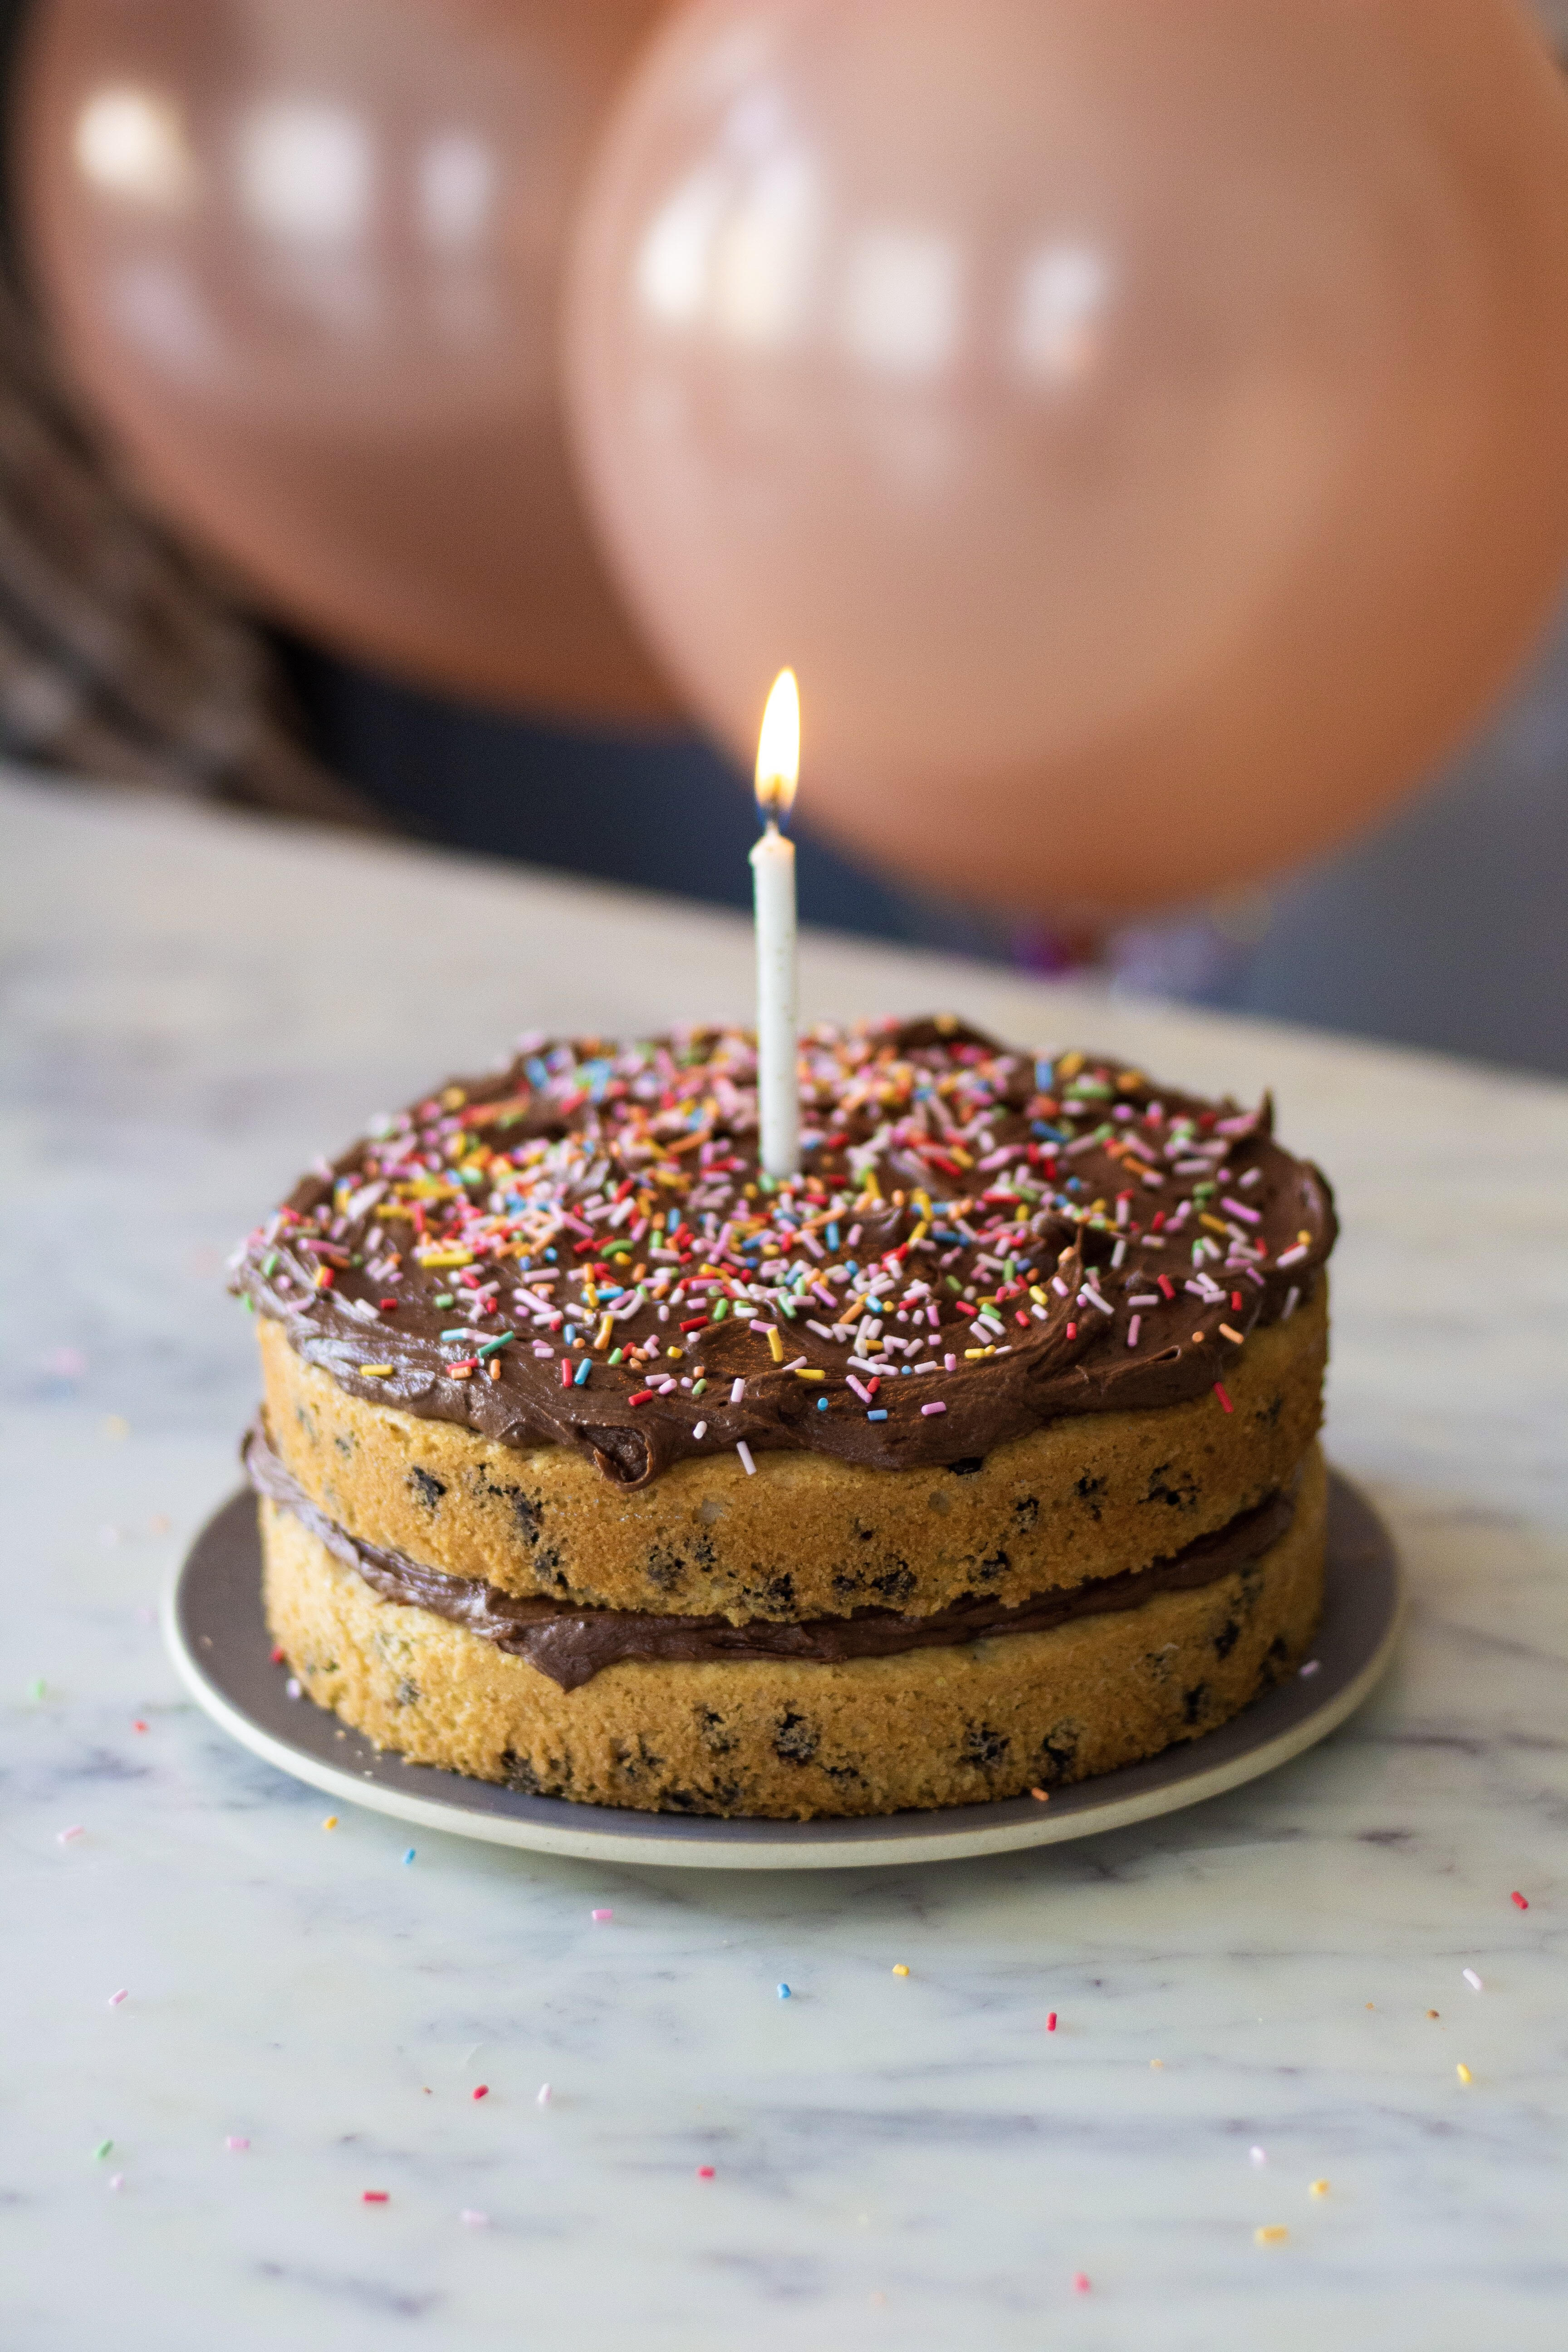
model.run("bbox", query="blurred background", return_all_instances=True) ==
[3,0,1568,1077]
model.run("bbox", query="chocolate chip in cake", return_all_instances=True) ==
[961,1724,1010,1769]
[773,1711,818,1764]
[1144,1465,1198,1511]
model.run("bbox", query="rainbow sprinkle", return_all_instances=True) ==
[232,1021,1325,1477]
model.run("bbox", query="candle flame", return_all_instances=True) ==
[754,668,799,823]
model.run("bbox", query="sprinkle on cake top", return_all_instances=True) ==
[231,1017,1335,1486]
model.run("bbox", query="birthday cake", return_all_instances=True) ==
[231,1019,1335,1818]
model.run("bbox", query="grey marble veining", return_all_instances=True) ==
[2,773,1565,2352]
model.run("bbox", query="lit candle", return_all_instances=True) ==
[751,668,799,1180]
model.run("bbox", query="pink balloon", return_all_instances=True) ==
[22,0,680,722]
[566,0,1568,913]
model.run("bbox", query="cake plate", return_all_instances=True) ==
[165,1469,1400,1871]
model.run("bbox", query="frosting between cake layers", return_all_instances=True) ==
[245,1420,1296,1692]
[230,1018,1335,1487]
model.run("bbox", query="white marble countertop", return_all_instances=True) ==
[4,773,1565,2352]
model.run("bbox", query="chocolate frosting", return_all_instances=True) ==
[230,1019,1334,1489]
[246,1421,1295,1692]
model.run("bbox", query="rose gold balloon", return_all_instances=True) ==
[21,0,678,720]
[567,0,1568,911]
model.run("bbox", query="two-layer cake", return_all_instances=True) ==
[231,1019,1335,1817]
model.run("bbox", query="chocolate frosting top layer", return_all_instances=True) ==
[231,1018,1334,1489]
[246,1421,1295,1693]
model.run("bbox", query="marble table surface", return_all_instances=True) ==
[4,772,1565,2352]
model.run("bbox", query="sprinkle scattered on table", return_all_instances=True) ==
[696,2165,715,2181]
[892,1963,910,1977]
[537,2083,552,2106]
[1250,2146,1267,2166]
[402,1848,416,1865]
[1511,1890,1529,1910]
[1309,2179,1330,2198]
[107,1988,128,2008]
[461,2210,489,2227]
[1046,2011,1057,2033]
[1072,2272,1091,2294]
[93,2139,113,2161]
[1463,1968,1483,1992]
[777,1983,791,1999]
[1254,2225,1288,2247]
[1456,2063,1473,2084]
[225,2136,249,2151]
[592,1906,613,1921]
[363,2190,389,2204]
[472,2085,489,2101]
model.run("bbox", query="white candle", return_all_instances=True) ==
[751,668,799,1180]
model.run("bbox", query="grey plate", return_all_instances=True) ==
[165,1470,1401,1870]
